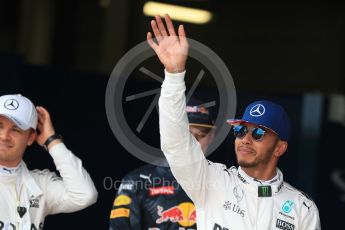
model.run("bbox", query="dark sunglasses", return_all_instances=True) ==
[233,125,266,141]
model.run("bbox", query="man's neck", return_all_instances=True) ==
[0,159,21,168]
[240,165,277,181]
[0,162,21,175]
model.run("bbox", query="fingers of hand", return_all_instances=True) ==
[147,32,158,50]
[155,15,169,37]
[164,14,177,37]
[151,20,163,43]
[36,121,43,131]
[178,25,188,47]
[36,107,45,121]
[150,15,182,46]
[36,106,50,118]
[36,106,53,130]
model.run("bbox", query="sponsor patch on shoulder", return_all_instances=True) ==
[118,182,133,192]
[114,195,132,206]
[110,208,130,219]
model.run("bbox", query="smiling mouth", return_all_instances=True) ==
[0,143,12,149]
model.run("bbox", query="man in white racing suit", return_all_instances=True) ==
[146,14,321,230]
[0,94,98,229]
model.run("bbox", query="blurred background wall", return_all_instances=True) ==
[0,0,344,229]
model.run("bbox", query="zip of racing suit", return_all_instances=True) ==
[159,70,321,230]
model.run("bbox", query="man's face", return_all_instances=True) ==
[0,116,36,167]
[189,125,215,154]
[234,122,281,169]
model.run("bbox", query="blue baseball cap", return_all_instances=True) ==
[227,100,291,141]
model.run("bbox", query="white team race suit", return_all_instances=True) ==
[159,70,321,230]
[0,143,98,229]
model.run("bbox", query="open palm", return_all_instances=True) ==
[147,14,189,73]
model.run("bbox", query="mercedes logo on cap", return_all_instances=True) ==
[249,104,265,117]
[4,99,19,110]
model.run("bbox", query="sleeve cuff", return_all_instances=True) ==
[49,143,70,160]
[164,69,186,84]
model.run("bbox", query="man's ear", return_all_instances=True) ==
[27,130,37,146]
[274,140,288,157]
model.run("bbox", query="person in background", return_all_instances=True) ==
[109,98,216,230]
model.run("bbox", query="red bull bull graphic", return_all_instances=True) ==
[156,202,196,227]
[189,210,196,222]
[156,206,183,223]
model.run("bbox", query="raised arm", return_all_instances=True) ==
[147,15,210,207]
[35,106,98,214]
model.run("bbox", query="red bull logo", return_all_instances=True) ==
[156,202,196,227]
[189,210,196,222]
